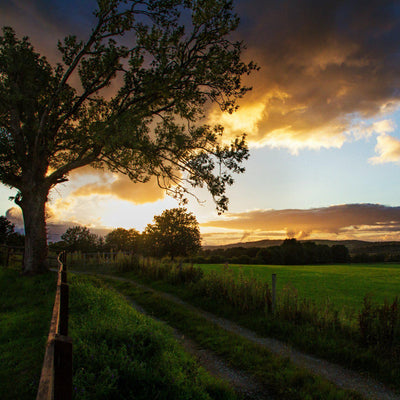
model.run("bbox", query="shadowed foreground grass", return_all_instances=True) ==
[0,268,56,400]
[0,268,235,400]
[69,274,235,400]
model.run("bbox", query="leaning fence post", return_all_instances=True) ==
[272,273,277,314]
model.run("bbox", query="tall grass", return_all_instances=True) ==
[69,251,204,284]
[193,266,272,313]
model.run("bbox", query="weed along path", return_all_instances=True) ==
[72,271,400,400]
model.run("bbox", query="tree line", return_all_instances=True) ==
[50,208,201,260]
[0,216,25,247]
[1,210,365,265]
[196,238,351,265]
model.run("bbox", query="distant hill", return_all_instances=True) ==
[203,238,400,257]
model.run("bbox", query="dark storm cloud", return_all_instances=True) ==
[0,0,96,63]
[222,0,400,150]
[2,0,400,151]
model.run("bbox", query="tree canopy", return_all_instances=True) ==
[0,216,14,244]
[0,215,24,246]
[143,207,201,258]
[105,227,139,252]
[60,225,101,253]
[0,0,256,274]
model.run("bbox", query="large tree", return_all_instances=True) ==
[0,0,255,274]
[106,227,139,252]
[144,207,201,258]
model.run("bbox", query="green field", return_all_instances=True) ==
[197,263,400,312]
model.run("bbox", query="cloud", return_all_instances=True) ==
[5,207,23,227]
[351,119,396,140]
[202,203,400,239]
[4,205,112,242]
[369,134,400,164]
[208,0,400,153]
[71,171,166,204]
[3,0,400,155]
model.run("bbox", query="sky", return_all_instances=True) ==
[2,0,400,245]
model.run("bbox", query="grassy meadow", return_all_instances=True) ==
[198,262,400,312]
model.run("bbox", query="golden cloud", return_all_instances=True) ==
[216,0,400,153]
[369,134,400,165]
[3,0,400,158]
[202,204,400,240]
[5,206,23,227]
[71,173,166,204]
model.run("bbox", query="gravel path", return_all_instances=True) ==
[123,293,269,399]
[73,271,400,400]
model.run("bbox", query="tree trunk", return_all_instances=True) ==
[19,187,49,274]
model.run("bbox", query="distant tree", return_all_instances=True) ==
[331,245,350,263]
[61,226,100,253]
[105,228,139,252]
[281,238,305,265]
[144,208,201,259]
[0,216,15,244]
[0,0,256,274]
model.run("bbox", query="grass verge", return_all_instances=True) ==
[99,274,364,400]
[0,268,56,400]
[69,274,236,400]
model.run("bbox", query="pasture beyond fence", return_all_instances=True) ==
[36,252,72,400]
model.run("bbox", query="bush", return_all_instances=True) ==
[359,295,400,354]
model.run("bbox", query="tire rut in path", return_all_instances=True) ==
[74,271,400,400]
[116,286,270,399]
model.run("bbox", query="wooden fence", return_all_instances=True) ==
[36,252,72,400]
[0,244,24,267]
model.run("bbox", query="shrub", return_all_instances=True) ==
[359,295,400,354]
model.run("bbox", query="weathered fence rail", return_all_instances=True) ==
[36,252,72,400]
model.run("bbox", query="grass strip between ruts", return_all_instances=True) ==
[98,275,364,400]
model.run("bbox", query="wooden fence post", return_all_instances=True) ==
[272,273,277,314]
[37,251,73,400]
[61,252,67,283]
[53,336,73,400]
[59,283,69,336]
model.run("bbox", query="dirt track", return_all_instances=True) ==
[73,271,400,400]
